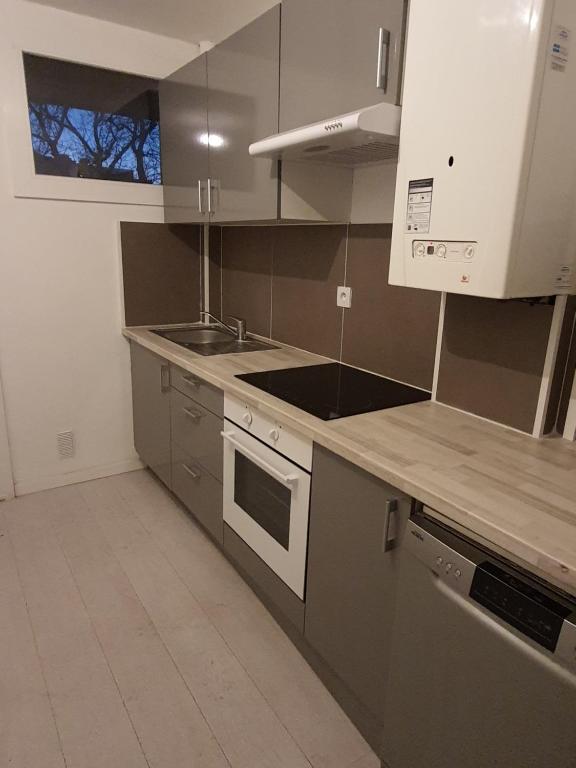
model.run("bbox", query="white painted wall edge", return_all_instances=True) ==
[14,457,144,497]
[432,292,446,401]
[533,295,568,438]
[0,372,14,500]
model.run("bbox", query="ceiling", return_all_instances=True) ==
[26,0,278,44]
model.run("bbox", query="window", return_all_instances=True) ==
[22,53,162,185]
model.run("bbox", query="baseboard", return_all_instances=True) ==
[14,457,145,496]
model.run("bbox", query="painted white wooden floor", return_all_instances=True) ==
[0,469,379,768]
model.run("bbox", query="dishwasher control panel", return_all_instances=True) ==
[470,562,570,652]
[406,514,576,669]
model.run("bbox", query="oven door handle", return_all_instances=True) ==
[221,431,300,487]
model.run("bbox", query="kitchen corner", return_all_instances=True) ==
[2,1,576,767]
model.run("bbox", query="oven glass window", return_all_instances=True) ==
[234,453,291,550]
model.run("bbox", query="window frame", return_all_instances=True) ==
[9,46,164,207]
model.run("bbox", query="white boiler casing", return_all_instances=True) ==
[389,0,576,299]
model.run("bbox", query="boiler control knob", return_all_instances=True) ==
[242,412,253,427]
[465,245,475,260]
[437,244,447,259]
[415,243,426,257]
[269,428,280,443]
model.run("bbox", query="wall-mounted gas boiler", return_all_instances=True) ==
[389,0,576,299]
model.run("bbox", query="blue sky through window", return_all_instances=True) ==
[28,103,161,185]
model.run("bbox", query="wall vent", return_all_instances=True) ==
[57,430,75,459]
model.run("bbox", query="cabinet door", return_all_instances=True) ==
[280,0,406,132]
[207,5,280,222]
[305,444,410,721]
[130,343,171,487]
[160,53,210,223]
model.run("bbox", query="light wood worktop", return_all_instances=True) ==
[124,327,576,597]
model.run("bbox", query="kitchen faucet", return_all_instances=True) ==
[201,311,247,342]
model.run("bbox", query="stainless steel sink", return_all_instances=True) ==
[152,326,278,356]
[155,327,234,345]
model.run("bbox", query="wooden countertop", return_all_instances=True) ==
[124,327,576,597]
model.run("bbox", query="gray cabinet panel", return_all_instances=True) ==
[170,364,224,418]
[130,342,171,487]
[207,6,280,222]
[280,0,406,131]
[160,53,209,223]
[172,443,223,543]
[171,387,223,483]
[223,524,305,632]
[305,444,410,721]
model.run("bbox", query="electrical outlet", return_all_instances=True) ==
[337,286,352,308]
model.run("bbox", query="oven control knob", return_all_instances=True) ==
[268,428,280,443]
[242,412,253,427]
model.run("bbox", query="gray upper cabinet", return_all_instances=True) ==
[130,342,171,487]
[305,444,411,725]
[160,7,280,224]
[279,0,407,132]
[160,53,209,224]
[207,5,280,222]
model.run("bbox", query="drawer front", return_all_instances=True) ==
[172,444,223,543]
[171,388,223,483]
[170,364,223,418]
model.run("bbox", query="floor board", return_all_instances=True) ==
[0,470,379,768]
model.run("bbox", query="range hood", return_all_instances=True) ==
[249,102,401,167]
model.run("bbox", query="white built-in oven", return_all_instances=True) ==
[222,394,312,599]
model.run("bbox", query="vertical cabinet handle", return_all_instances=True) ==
[160,365,170,393]
[382,498,398,552]
[376,27,391,91]
[197,179,204,214]
[207,177,213,214]
[207,178,219,214]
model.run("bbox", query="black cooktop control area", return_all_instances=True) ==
[235,362,431,421]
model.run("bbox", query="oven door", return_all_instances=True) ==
[222,419,311,599]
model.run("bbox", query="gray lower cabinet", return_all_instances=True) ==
[305,444,411,726]
[169,363,224,543]
[171,388,223,483]
[280,0,407,132]
[172,444,223,543]
[130,342,171,487]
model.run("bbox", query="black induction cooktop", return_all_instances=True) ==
[236,363,431,421]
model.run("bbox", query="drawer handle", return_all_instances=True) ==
[183,406,202,421]
[183,375,200,388]
[182,463,201,481]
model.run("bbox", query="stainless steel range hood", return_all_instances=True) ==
[249,102,401,167]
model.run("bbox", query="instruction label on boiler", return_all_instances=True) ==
[551,25,570,72]
[406,178,433,234]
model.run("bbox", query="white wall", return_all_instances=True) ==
[0,1,198,495]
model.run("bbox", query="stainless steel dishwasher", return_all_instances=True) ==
[381,511,576,768]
